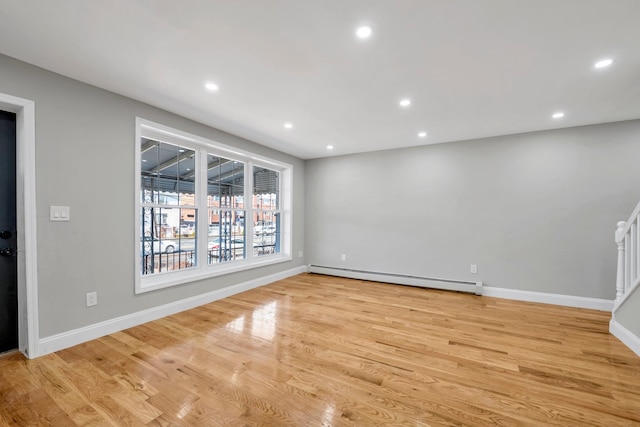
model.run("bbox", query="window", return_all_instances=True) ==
[253,166,280,257]
[207,155,245,264]
[135,119,292,293]
[140,141,197,276]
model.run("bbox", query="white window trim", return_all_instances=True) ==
[135,118,293,294]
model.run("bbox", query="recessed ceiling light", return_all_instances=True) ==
[356,26,373,39]
[418,131,427,138]
[284,122,293,129]
[178,149,185,152]
[326,145,334,150]
[205,82,219,91]
[594,59,613,69]
[552,112,565,119]
[399,98,411,108]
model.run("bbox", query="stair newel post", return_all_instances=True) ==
[615,221,626,302]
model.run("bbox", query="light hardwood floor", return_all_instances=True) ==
[1,273,639,426]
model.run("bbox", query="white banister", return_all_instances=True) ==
[619,199,640,237]
[614,201,640,311]
[624,234,630,292]
[637,214,640,282]
[616,221,626,302]
[631,222,637,285]
[611,205,640,356]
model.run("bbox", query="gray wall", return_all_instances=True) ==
[0,54,305,337]
[2,51,637,346]
[617,291,640,338]
[306,120,640,300]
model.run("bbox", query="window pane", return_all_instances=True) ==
[208,155,244,208]
[141,139,196,205]
[253,211,279,257]
[140,207,196,275]
[253,167,279,210]
[206,154,221,208]
[221,182,244,208]
[208,209,245,264]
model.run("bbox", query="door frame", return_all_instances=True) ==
[0,93,38,358]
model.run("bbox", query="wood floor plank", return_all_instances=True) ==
[2,273,640,426]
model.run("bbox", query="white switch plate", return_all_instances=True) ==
[86,292,97,307]
[50,206,70,222]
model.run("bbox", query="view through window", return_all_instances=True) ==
[136,119,292,293]
[140,141,197,275]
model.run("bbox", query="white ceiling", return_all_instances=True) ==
[1,1,639,159]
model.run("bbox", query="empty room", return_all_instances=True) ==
[0,1,639,425]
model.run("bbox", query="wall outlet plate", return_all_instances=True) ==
[50,205,70,222]
[470,264,478,274]
[86,292,97,307]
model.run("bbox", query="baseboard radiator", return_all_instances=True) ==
[309,265,483,295]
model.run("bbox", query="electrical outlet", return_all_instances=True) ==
[341,254,346,262]
[470,264,478,274]
[298,250,304,258]
[86,292,97,307]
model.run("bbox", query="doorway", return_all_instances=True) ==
[0,110,18,353]
[0,93,37,358]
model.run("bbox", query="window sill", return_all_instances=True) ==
[135,253,293,294]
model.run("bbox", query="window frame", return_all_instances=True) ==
[135,118,293,294]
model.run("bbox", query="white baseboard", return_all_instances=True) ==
[481,286,614,311]
[309,266,612,311]
[610,318,640,357]
[34,266,621,358]
[36,266,307,357]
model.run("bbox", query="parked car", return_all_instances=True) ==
[254,234,276,247]
[142,236,176,254]
[253,234,276,255]
[208,238,244,258]
[180,223,194,236]
[254,223,275,234]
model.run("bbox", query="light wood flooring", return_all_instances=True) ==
[1,273,639,426]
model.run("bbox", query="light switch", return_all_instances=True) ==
[50,206,70,222]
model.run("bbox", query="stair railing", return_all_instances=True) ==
[615,200,640,309]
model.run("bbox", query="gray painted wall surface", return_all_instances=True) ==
[0,54,305,337]
[306,120,640,300]
[2,51,638,346]
[617,291,640,338]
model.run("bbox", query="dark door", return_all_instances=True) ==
[0,110,18,353]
